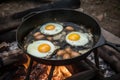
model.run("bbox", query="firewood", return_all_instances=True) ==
[0,49,27,68]
[98,47,120,73]
[65,70,95,80]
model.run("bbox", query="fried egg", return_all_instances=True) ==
[40,23,63,35]
[27,40,55,58]
[66,32,89,46]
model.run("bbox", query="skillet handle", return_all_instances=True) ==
[105,41,120,53]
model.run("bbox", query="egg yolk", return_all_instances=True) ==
[68,33,80,41]
[45,24,55,30]
[38,44,51,53]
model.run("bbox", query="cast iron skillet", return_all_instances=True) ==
[16,9,120,65]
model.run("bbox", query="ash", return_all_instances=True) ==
[9,42,18,50]
[0,41,22,58]
[87,53,116,77]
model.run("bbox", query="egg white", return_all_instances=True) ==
[40,23,63,35]
[66,32,89,46]
[27,40,55,58]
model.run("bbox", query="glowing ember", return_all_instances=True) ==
[14,54,72,80]
[54,66,72,80]
[47,66,72,80]
[23,54,31,70]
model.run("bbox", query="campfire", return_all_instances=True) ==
[0,0,120,80]
[0,41,120,80]
[13,54,72,80]
[0,42,119,80]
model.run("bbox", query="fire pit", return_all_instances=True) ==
[0,0,120,80]
[1,29,120,80]
[0,35,120,80]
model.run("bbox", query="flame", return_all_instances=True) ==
[22,55,72,80]
[47,66,72,80]
[23,54,31,69]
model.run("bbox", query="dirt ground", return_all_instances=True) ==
[80,0,120,37]
[0,0,120,37]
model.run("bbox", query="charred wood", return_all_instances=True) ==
[0,49,27,68]
[84,58,104,77]
[98,46,120,73]
[0,69,17,80]
[98,73,120,80]
[65,69,95,80]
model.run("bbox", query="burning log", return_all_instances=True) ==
[0,48,27,68]
[97,28,120,72]
[98,46,120,73]
[51,66,72,80]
